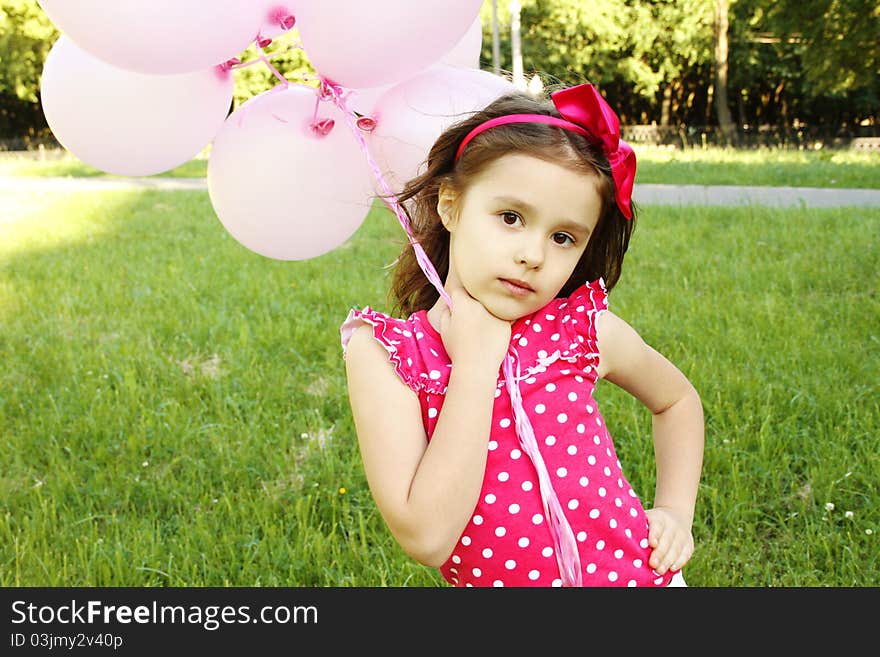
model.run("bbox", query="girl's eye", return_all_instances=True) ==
[552,232,575,246]
[500,211,521,226]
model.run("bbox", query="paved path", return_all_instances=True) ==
[2,176,880,208]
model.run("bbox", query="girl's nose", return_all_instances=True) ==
[515,237,544,269]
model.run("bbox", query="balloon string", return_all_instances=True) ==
[319,77,451,307]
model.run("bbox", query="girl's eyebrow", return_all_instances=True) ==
[490,195,592,234]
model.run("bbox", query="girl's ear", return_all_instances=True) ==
[437,184,458,230]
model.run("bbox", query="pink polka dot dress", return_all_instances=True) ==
[341,279,673,587]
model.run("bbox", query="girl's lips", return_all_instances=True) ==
[499,278,534,297]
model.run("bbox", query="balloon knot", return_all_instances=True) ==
[219,57,241,72]
[310,118,335,136]
[257,35,273,49]
[356,116,377,132]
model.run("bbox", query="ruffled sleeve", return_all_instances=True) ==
[561,278,609,364]
[340,306,448,395]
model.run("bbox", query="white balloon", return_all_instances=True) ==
[36,0,261,74]
[368,65,517,197]
[40,36,233,177]
[208,84,375,261]
[296,0,484,89]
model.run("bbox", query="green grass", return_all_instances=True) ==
[1,186,877,587]
[2,144,878,188]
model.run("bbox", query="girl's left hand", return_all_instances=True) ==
[644,507,694,575]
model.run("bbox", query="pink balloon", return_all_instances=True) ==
[296,0,484,89]
[36,0,261,74]
[441,15,484,69]
[40,36,234,177]
[207,85,375,261]
[367,65,517,197]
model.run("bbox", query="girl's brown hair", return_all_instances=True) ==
[383,87,636,318]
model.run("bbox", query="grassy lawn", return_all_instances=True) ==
[1,186,877,587]
[1,144,878,188]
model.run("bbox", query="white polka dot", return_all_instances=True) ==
[614,549,624,559]
[587,455,597,465]
[567,499,579,510]
[521,480,533,491]
[625,528,632,538]
[495,526,507,537]
[452,555,461,564]
[497,471,509,482]
[537,349,547,359]
[552,579,563,587]
[473,515,484,525]
[609,518,618,529]
[403,329,412,337]
[505,560,516,570]
[428,407,438,419]
[545,314,556,320]
[654,576,665,585]
[518,537,530,548]
[531,514,544,525]
[510,449,522,459]
[568,392,578,402]
[534,403,546,414]
[586,405,594,414]
[461,536,471,546]
[608,571,619,582]
[567,445,578,455]
[604,466,612,477]
[518,337,528,347]
[493,580,504,587]
[615,498,623,507]
[596,539,606,550]
[532,323,542,333]
[416,332,424,339]
[589,508,600,519]
[494,388,502,398]
[575,374,584,382]
[593,435,601,445]
[472,567,482,577]
[596,417,602,426]
[541,546,554,558]
[598,487,607,497]
[545,435,556,446]
[482,548,493,558]
[429,370,441,380]
[508,503,521,514]
[576,531,587,542]
[579,476,589,487]
[633,559,643,568]
[556,413,568,423]
[528,569,540,580]
[576,305,585,313]
[525,376,537,384]
[499,417,511,428]
[586,563,597,574]
[484,493,496,504]
[630,508,639,518]
[556,467,567,477]
[627,580,637,587]
[550,333,560,341]
[407,357,413,366]
[488,440,498,451]
[545,383,556,392]
[576,423,585,434]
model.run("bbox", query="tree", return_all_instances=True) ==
[714,0,737,143]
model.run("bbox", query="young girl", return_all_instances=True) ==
[340,82,704,587]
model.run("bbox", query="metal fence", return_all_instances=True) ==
[2,125,879,155]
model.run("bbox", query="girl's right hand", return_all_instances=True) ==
[435,271,512,372]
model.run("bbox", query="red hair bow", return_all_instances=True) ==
[551,84,636,219]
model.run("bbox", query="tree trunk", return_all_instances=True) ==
[509,0,525,90]
[492,0,501,76]
[714,0,737,146]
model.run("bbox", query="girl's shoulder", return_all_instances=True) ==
[340,306,449,395]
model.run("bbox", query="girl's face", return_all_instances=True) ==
[440,153,603,322]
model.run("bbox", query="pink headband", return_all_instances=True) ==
[453,83,636,220]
